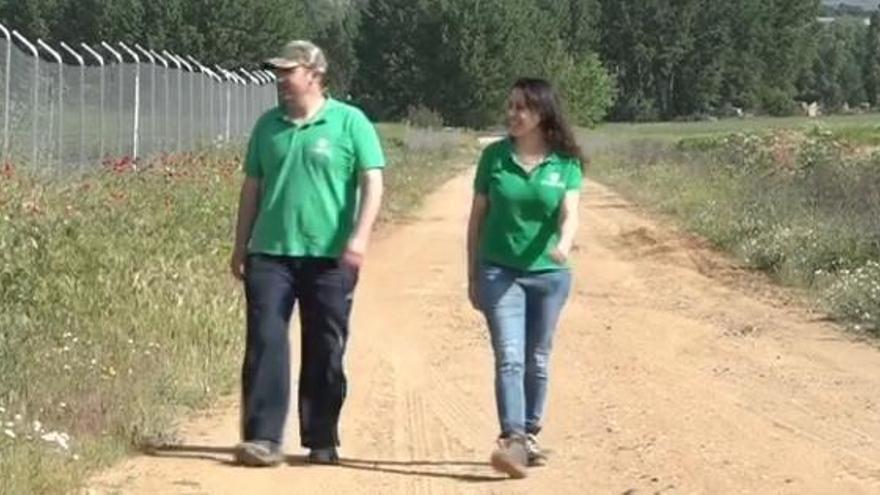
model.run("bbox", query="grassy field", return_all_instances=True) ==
[0,124,476,495]
[583,113,880,148]
[584,114,880,336]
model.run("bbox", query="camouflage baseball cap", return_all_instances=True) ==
[264,40,327,73]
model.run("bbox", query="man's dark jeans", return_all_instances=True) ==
[240,254,358,449]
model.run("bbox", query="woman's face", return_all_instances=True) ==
[506,89,542,138]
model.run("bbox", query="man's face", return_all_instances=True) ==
[274,65,320,103]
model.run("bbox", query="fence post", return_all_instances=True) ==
[242,69,261,132]
[60,42,86,166]
[149,50,169,152]
[118,43,140,162]
[172,54,195,150]
[201,65,222,144]
[37,40,63,166]
[80,43,104,161]
[252,71,267,112]
[262,70,276,110]
[209,70,223,143]
[162,50,182,152]
[232,72,246,138]
[0,24,10,165]
[135,44,156,157]
[216,66,232,141]
[186,56,207,144]
[101,42,124,158]
[12,31,38,167]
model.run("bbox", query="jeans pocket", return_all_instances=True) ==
[334,258,360,292]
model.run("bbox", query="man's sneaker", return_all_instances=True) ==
[489,434,529,479]
[307,446,340,465]
[525,433,548,467]
[235,440,282,467]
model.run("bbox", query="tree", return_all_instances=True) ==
[352,0,444,120]
[310,2,361,96]
[0,0,63,42]
[180,0,314,68]
[556,51,616,126]
[865,10,880,106]
[810,19,868,110]
[757,0,821,114]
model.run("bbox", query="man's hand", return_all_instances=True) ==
[341,235,368,269]
[230,247,247,280]
[468,278,480,310]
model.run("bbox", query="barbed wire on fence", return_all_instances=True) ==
[0,23,278,171]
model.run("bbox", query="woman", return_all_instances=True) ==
[466,77,585,479]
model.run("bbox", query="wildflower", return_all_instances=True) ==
[41,431,70,451]
[4,429,15,439]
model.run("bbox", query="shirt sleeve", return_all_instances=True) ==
[473,147,493,195]
[350,110,386,170]
[566,161,584,191]
[243,124,263,178]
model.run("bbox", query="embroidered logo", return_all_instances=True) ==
[310,137,332,158]
[540,171,565,189]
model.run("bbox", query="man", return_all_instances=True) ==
[229,40,385,467]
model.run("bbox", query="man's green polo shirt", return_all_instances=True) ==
[244,98,386,257]
[474,137,583,272]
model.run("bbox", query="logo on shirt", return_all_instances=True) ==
[310,137,332,159]
[540,172,565,189]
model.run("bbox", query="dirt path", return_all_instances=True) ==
[88,170,880,494]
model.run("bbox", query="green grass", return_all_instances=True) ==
[585,120,880,335]
[582,113,880,151]
[0,125,477,495]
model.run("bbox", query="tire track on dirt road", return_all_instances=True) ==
[88,171,880,494]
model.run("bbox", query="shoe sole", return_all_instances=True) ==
[490,449,529,479]
[528,455,548,467]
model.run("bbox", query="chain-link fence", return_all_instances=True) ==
[0,24,278,171]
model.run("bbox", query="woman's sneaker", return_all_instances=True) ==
[489,434,529,479]
[525,433,548,467]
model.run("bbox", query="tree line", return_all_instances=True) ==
[2,0,879,126]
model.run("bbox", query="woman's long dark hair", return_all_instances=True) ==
[511,77,587,169]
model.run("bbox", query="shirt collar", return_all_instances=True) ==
[278,97,335,127]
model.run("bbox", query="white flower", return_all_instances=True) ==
[0,406,5,414]
[32,421,42,432]
[41,431,70,451]
[4,429,15,439]
[14,414,22,422]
